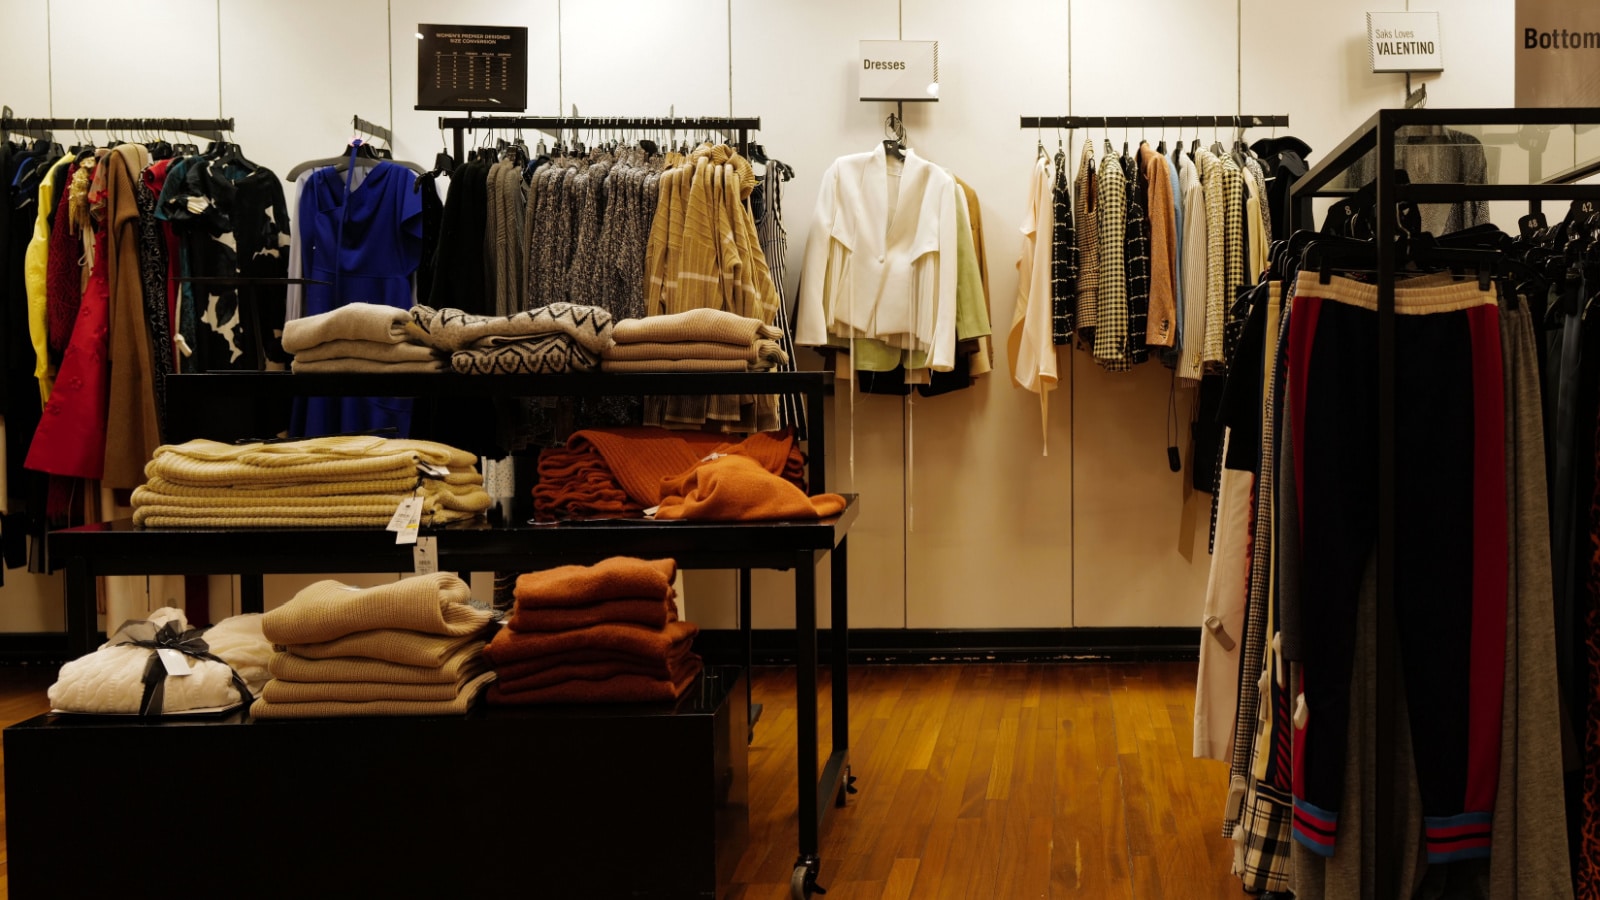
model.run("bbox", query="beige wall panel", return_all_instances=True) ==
[49,0,220,117]
[562,0,729,118]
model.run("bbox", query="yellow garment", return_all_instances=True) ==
[145,436,477,487]
[955,176,995,376]
[262,574,489,645]
[25,155,73,404]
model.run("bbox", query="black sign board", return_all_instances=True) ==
[416,24,529,112]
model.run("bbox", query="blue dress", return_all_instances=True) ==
[290,158,424,437]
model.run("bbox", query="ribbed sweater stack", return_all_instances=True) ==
[485,557,703,705]
[600,308,790,373]
[282,302,449,374]
[250,574,496,719]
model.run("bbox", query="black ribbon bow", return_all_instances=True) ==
[111,619,254,717]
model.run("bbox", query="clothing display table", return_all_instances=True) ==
[6,666,748,899]
[44,369,853,897]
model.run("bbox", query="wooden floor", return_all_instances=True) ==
[0,662,1238,900]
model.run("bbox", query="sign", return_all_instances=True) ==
[1366,12,1443,72]
[416,24,529,112]
[1515,0,1600,106]
[858,40,940,102]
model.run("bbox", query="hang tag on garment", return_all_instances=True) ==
[413,536,438,575]
[388,496,424,545]
[157,649,193,677]
[417,462,450,479]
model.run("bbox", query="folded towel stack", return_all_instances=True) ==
[408,302,616,374]
[532,427,808,521]
[131,436,492,528]
[486,557,701,705]
[600,308,788,373]
[48,609,272,715]
[252,573,496,719]
[283,302,450,374]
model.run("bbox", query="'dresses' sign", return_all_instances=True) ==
[1516,0,1600,106]
[858,41,940,102]
[1366,11,1443,73]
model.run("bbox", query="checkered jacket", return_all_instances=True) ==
[1093,146,1130,372]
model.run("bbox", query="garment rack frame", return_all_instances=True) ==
[438,114,761,164]
[1,108,235,142]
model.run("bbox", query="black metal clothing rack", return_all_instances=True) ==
[1289,106,1600,900]
[351,114,392,145]
[437,114,761,163]
[1019,114,1289,130]
[1,109,234,142]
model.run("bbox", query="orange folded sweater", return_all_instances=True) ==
[568,427,799,506]
[485,619,700,667]
[512,557,677,609]
[656,454,847,522]
[485,660,702,705]
[508,591,679,633]
[493,653,700,695]
[491,640,699,684]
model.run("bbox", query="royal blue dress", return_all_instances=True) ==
[290,157,424,438]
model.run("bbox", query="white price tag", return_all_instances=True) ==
[413,536,438,575]
[388,496,424,545]
[157,649,193,677]
[417,462,451,478]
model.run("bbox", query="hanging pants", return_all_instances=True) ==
[1286,276,1507,864]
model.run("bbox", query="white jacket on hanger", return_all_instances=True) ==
[796,143,959,372]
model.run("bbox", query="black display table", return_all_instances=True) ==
[6,667,748,899]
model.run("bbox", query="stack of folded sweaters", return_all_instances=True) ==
[131,435,491,528]
[284,302,449,374]
[252,573,495,719]
[600,308,788,373]
[532,427,807,521]
[408,302,615,374]
[49,609,271,715]
[485,557,701,705]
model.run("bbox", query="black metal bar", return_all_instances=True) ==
[64,561,94,658]
[439,115,760,134]
[794,550,820,858]
[1293,110,1383,199]
[352,115,392,145]
[817,749,849,824]
[1543,155,1600,186]
[1398,183,1600,203]
[239,573,265,615]
[830,536,850,807]
[739,568,758,742]
[1018,114,1288,130]
[807,377,828,493]
[1372,109,1398,900]
[0,116,234,140]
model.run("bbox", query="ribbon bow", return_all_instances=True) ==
[111,619,254,717]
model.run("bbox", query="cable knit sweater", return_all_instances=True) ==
[262,574,490,645]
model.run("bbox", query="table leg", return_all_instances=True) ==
[240,574,265,615]
[794,551,820,860]
[831,536,850,806]
[739,567,760,742]
[65,563,95,658]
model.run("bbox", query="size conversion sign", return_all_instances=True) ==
[1516,0,1600,106]
[859,40,940,102]
[416,24,529,112]
[1366,12,1443,72]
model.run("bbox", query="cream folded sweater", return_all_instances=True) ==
[268,641,486,685]
[261,667,486,703]
[601,339,788,364]
[132,507,483,529]
[282,303,413,353]
[285,629,483,668]
[248,670,495,719]
[600,358,752,373]
[142,470,482,499]
[291,357,451,375]
[409,302,615,354]
[262,574,490,645]
[146,437,477,487]
[612,308,782,346]
[48,609,271,714]
[294,339,441,365]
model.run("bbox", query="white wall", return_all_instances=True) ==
[0,0,1529,634]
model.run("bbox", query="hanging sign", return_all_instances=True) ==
[858,40,940,102]
[415,24,529,112]
[1515,0,1600,106]
[1366,12,1443,73]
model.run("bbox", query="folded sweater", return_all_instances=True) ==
[566,428,799,507]
[450,332,599,375]
[599,358,751,374]
[48,609,270,715]
[267,641,486,685]
[262,574,489,645]
[291,357,451,375]
[490,643,698,684]
[132,507,483,530]
[612,308,781,346]
[146,437,477,487]
[409,302,615,355]
[512,557,677,609]
[249,670,495,719]
[485,619,699,667]
[286,629,485,669]
[293,339,441,365]
[282,302,413,353]
[656,454,847,522]
[486,661,700,705]
[133,480,490,514]
[508,592,679,633]
[601,339,787,364]
[261,665,487,703]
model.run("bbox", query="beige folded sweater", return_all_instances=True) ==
[261,574,490,645]
[291,357,451,375]
[261,667,486,703]
[600,358,752,373]
[132,507,484,529]
[133,480,490,512]
[286,629,483,669]
[248,670,495,719]
[146,437,477,487]
[142,470,482,499]
[268,641,486,684]
[612,308,782,346]
[601,339,788,365]
[294,339,441,365]
[282,303,413,353]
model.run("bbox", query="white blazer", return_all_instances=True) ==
[796,144,958,371]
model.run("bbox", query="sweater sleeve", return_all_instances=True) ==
[929,178,959,372]
[795,161,840,347]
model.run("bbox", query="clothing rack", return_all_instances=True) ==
[351,114,392,145]
[1018,114,1289,130]
[436,114,761,163]
[0,108,234,141]
[1289,106,1600,900]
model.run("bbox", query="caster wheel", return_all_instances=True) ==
[791,858,827,898]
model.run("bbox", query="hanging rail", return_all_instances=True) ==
[1018,114,1288,130]
[352,115,392,145]
[0,110,234,141]
[437,114,761,162]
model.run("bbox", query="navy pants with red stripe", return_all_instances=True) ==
[1287,283,1506,864]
